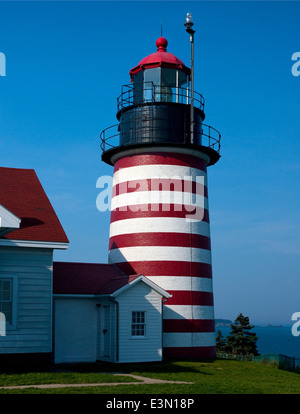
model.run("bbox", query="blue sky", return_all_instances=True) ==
[0,1,300,326]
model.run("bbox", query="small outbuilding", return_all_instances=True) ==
[53,262,171,364]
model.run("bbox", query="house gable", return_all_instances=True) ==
[0,167,68,248]
[112,274,171,300]
[0,204,21,236]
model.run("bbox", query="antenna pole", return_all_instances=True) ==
[184,13,195,144]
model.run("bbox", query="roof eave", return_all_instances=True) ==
[129,62,190,80]
[0,204,21,236]
[111,275,172,299]
[0,239,69,249]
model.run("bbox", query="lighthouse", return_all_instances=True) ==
[101,22,221,359]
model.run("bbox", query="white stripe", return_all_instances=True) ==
[111,191,208,211]
[113,164,207,186]
[108,246,211,264]
[109,217,211,238]
[163,332,216,348]
[163,305,214,320]
[146,276,213,292]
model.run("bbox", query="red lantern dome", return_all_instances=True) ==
[129,37,190,80]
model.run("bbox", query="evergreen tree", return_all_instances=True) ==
[216,330,227,352]
[225,313,259,356]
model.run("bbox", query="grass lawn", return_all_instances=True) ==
[0,359,299,394]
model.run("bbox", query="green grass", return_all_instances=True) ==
[0,372,139,387]
[0,359,299,394]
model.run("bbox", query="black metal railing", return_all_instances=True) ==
[117,82,205,113]
[100,122,221,154]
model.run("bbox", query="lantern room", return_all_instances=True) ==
[129,37,191,105]
[101,36,221,167]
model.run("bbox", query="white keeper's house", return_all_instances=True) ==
[0,166,171,365]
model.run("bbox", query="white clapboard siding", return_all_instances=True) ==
[0,246,53,354]
[116,281,163,363]
[54,297,98,364]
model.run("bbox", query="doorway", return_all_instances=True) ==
[101,305,110,358]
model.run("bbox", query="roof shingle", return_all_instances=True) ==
[53,262,140,295]
[0,167,68,243]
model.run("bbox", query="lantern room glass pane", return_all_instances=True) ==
[144,68,160,85]
[161,68,176,87]
[133,71,143,103]
[161,68,176,102]
[144,68,160,102]
[178,70,188,87]
[178,71,189,104]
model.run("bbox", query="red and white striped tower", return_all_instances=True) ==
[101,35,221,359]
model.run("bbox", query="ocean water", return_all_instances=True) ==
[216,326,300,359]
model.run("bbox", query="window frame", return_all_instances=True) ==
[0,275,17,330]
[131,310,146,339]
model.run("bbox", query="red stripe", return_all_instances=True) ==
[114,153,207,173]
[110,205,209,223]
[114,261,212,278]
[109,233,211,250]
[163,319,215,333]
[112,178,208,198]
[163,346,216,359]
[166,291,213,306]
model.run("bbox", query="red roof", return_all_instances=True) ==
[53,262,140,295]
[0,167,68,244]
[129,37,190,80]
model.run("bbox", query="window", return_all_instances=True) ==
[131,311,146,337]
[178,71,189,104]
[0,279,12,324]
[143,68,160,102]
[161,68,176,102]
[133,71,143,103]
